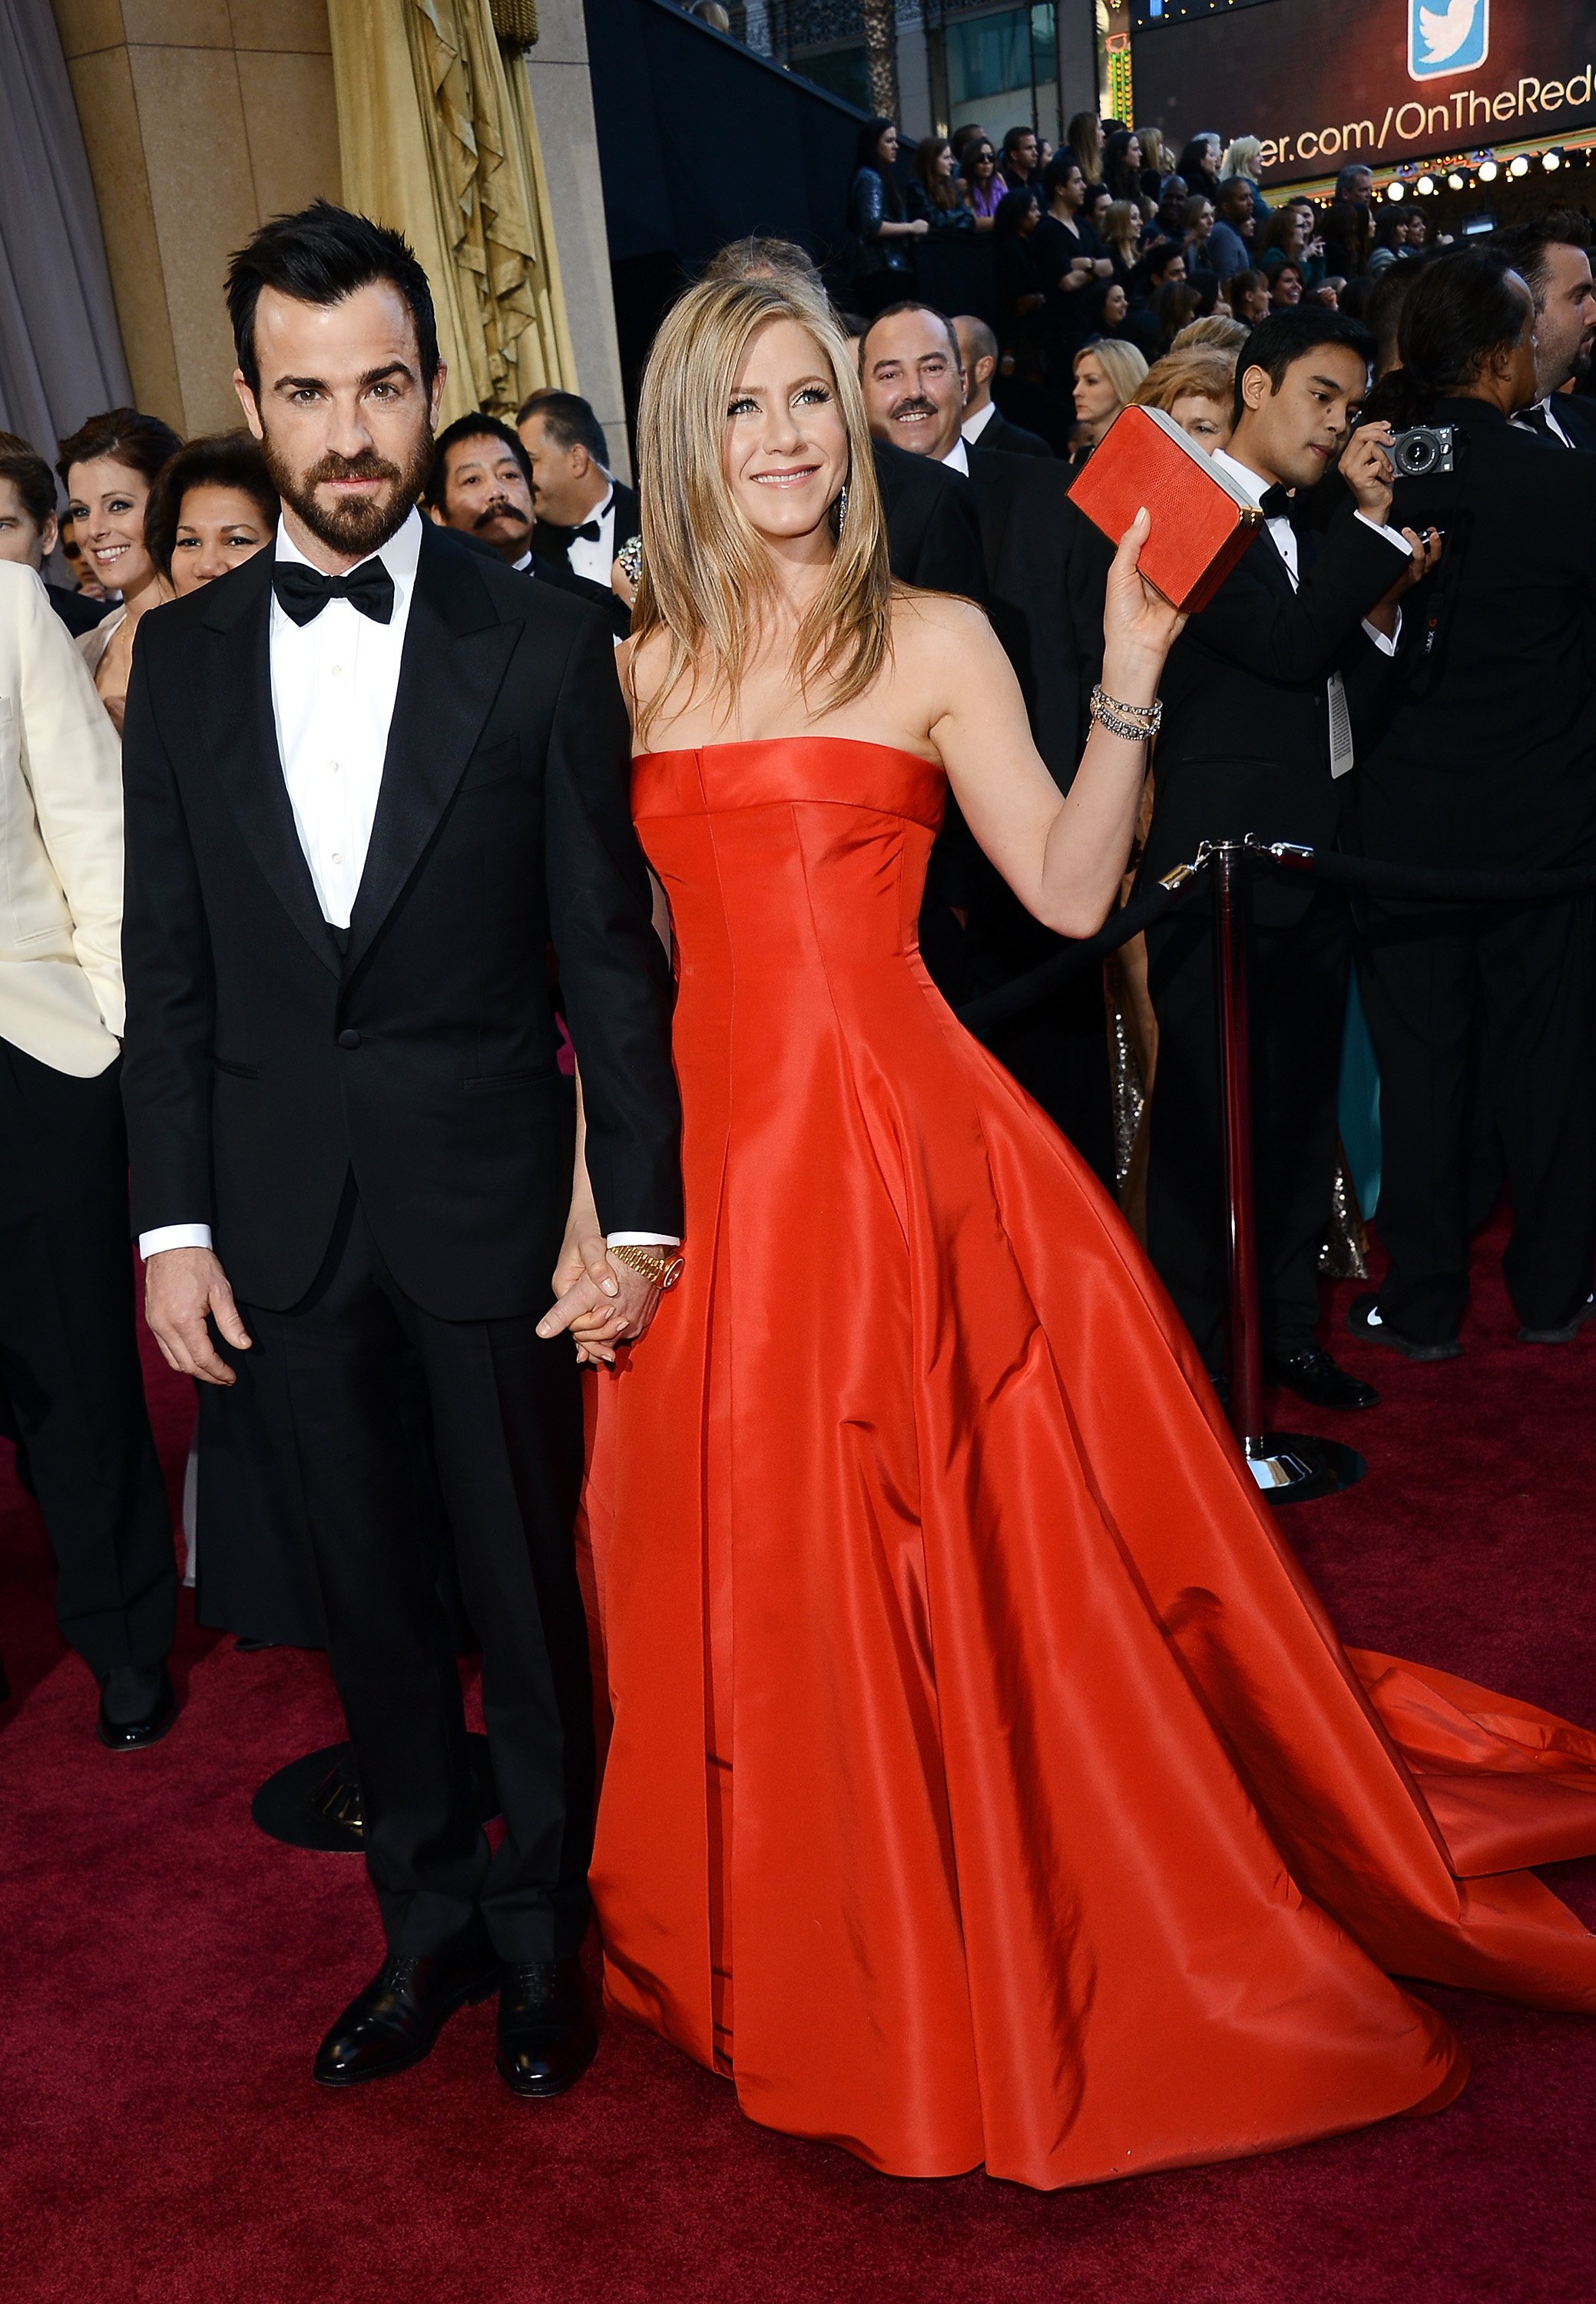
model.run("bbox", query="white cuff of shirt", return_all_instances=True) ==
[1360,609,1402,657]
[607,1232,680,1248]
[1354,511,1412,557]
[139,1223,214,1258]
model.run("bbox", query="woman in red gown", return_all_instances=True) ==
[545,273,1596,2190]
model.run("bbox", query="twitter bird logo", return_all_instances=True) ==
[1409,0,1488,78]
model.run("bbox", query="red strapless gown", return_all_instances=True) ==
[582,737,1596,2190]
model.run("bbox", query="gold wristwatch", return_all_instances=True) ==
[607,1240,684,1289]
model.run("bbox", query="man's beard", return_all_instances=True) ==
[261,427,434,559]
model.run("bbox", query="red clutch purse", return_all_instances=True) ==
[1068,405,1264,613]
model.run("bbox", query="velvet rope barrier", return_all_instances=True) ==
[953,865,1205,1036]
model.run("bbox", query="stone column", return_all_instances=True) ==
[49,1,342,436]
[515,3,631,478]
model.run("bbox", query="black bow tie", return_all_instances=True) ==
[273,557,396,627]
[1514,403,1558,443]
[570,519,603,543]
[1258,484,1294,521]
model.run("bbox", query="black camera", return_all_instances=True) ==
[1386,424,1455,478]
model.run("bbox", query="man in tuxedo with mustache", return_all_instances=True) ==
[423,411,631,633]
[121,201,682,2097]
[859,299,1115,1181]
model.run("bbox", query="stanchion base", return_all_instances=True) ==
[1244,1432,1366,1507]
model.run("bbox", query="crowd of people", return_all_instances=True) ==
[846,111,1439,458]
[3,152,1596,2181]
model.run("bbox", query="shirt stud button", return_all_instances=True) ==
[330,851,342,865]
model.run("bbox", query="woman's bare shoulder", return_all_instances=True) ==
[888,587,1006,674]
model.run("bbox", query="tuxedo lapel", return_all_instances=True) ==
[343,527,520,978]
[197,551,343,978]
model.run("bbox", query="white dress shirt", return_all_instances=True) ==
[962,400,998,448]
[939,436,972,477]
[1513,397,1575,448]
[565,487,617,586]
[1211,449,1407,779]
[141,507,676,1259]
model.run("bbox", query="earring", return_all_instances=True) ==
[834,482,849,533]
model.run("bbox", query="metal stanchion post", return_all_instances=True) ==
[1210,841,1364,1505]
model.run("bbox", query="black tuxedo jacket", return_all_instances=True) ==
[120,524,681,1320]
[967,447,1112,786]
[532,478,641,574]
[1550,393,1596,452]
[1354,397,1596,869]
[871,438,988,603]
[46,581,111,637]
[971,410,1054,460]
[1141,504,1408,925]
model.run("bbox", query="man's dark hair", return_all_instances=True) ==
[860,300,962,372]
[1144,240,1187,283]
[1233,307,1376,424]
[225,200,439,399]
[143,431,280,575]
[1363,247,1529,427]
[1486,210,1591,309]
[56,406,182,490]
[423,412,534,510]
[1363,261,1422,378]
[1001,124,1037,162]
[514,388,610,466]
[1041,154,1082,201]
[0,434,58,530]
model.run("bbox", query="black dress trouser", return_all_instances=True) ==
[1356,895,1595,1346]
[0,1038,174,1675]
[244,1189,592,1961]
[1145,886,1350,1370]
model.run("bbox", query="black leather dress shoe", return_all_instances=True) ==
[1518,1293,1596,1346]
[314,1930,500,2087]
[496,1958,598,2098]
[96,1663,178,1750]
[1266,1346,1379,1411]
[1346,1292,1461,1363]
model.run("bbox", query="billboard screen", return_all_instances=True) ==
[1130,0,1596,186]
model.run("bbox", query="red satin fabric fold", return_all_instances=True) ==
[581,737,1596,2191]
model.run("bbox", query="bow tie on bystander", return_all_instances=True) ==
[272,557,396,627]
[1512,404,1557,444]
[1257,483,1295,521]
[570,519,604,543]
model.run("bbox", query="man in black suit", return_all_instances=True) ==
[121,204,682,2098]
[1141,310,1428,1408]
[861,298,1117,1179]
[423,411,629,634]
[952,316,1054,458]
[1490,212,1596,452]
[517,389,640,589]
[0,436,113,637]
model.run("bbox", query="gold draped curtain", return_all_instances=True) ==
[329,0,576,424]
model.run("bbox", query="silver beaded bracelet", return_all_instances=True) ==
[1090,684,1162,742]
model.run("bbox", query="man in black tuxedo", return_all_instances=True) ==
[423,410,630,634]
[1490,213,1596,452]
[0,436,113,637]
[517,389,640,589]
[121,204,682,2098]
[861,299,1117,1180]
[1141,310,1429,1407]
[952,316,1054,458]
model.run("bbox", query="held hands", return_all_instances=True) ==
[539,1217,661,1367]
[144,1247,252,1386]
[1101,508,1187,687]
[1339,423,1397,525]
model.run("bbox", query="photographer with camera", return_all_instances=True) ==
[1349,248,1596,1361]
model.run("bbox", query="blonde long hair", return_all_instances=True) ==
[629,273,893,744]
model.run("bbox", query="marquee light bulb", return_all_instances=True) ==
[1416,174,1435,195]
[1386,178,1406,200]
[1543,150,1562,170]
[1477,158,1498,181]
[1508,154,1530,177]
[1446,171,1465,190]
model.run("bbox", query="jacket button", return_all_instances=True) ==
[337,1028,361,1050]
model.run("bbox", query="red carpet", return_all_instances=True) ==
[2,1224,1593,2302]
